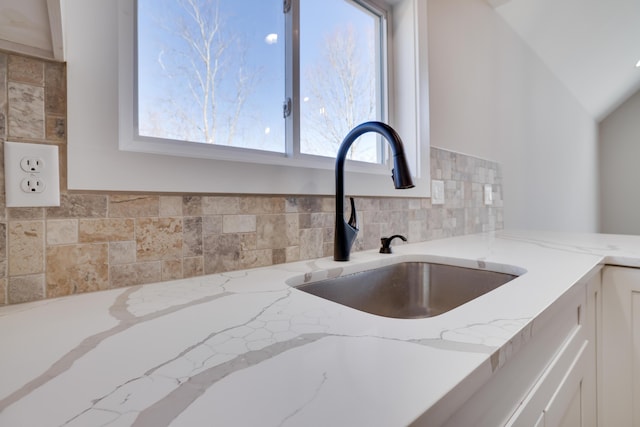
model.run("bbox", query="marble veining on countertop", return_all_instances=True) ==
[1,230,638,426]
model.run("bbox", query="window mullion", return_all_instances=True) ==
[284,0,301,158]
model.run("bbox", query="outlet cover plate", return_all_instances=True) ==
[484,184,493,205]
[4,142,60,207]
[431,180,444,205]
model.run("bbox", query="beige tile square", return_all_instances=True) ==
[162,259,183,281]
[136,217,183,261]
[183,257,203,278]
[159,196,183,217]
[183,196,202,216]
[9,221,44,276]
[202,216,222,235]
[299,228,323,260]
[8,275,44,304]
[8,82,45,139]
[8,55,44,85]
[109,241,136,265]
[46,219,78,245]
[46,244,109,298]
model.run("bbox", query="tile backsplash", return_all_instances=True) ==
[0,51,503,305]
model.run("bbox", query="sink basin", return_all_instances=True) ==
[295,262,519,318]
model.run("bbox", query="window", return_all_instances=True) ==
[65,0,430,197]
[137,0,286,153]
[135,0,387,165]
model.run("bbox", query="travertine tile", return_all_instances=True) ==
[0,54,6,138]
[45,115,65,141]
[109,195,159,218]
[162,259,182,281]
[46,244,108,297]
[257,214,298,249]
[285,197,324,213]
[45,61,65,114]
[8,55,44,85]
[285,246,300,263]
[0,278,5,305]
[0,52,508,306]
[110,262,161,288]
[47,194,108,219]
[298,228,324,260]
[240,249,272,269]
[309,212,332,228]
[79,218,134,243]
[159,196,183,217]
[8,275,44,304]
[0,110,5,139]
[202,196,240,215]
[182,196,202,216]
[222,215,256,233]
[272,248,286,264]
[8,207,44,220]
[136,217,183,261]
[0,223,6,259]
[109,241,136,265]
[183,257,203,278]
[8,82,45,139]
[202,216,222,235]
[203,234,240,274]
[9,221,44,275]
[239,233,257,251]
[183,217,202,257]
[46,219,78,245]
[240,196,285,214]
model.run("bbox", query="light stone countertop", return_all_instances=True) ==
[2,230,640,427]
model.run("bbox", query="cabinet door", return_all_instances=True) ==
[505,272,599,427]
[601,266,640,427]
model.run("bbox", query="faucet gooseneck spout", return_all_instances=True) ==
[334,121,415,262]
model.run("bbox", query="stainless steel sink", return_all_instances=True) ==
[295,262,519,319]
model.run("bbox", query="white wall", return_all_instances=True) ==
[427,0,599,231]
[599,89,640,234]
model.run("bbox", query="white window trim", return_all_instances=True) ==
[65,0,430,197]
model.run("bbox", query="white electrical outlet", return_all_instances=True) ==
[484,184,493,205]
[4,142,60,207]
[20,157,45,173]
[431,180,444,205]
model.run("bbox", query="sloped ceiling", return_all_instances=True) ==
[0,0,639,121]
[0,0,63,60]
[490,0,640,121]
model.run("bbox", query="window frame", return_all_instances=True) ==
[130,0,391,173]
[65,0,430,197]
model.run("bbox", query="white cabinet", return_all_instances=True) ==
[429,271,600,427]
[504,272,598,427]
[601,266,640,427]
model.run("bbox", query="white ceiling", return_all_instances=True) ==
[491,0,640,121]
[0,0,639,121]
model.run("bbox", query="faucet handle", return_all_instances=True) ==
[347,197,358,230]
[379,234,407,254]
